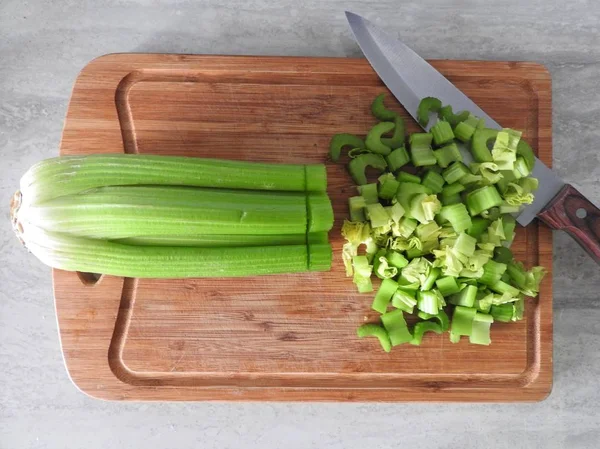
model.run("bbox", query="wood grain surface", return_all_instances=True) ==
[54,54,553,401]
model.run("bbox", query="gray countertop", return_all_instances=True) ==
[1,1,599,448]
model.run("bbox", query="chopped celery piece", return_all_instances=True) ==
[466,185,503,216]
[494,246,513,264]
[490,303,513,322]
[491,128,521,170]
[366,203,390,228]
[352,255,373,293]
[431,120,455,146]
[417,97,442,127]
[386,146,410,172]
[357,323,391,352]
[401,257,432,286]
[358,183,379,204]
[421,170,445,194]
[381,309,413,346]
[386,202,405,223]
[503,179,536,206]
[410,321,442,345]
[372,278,399,313]
[517,139,536,172]
[438,203,472,233]
[470,313,493,345]
[386,250,408,268]
[410,193,441,224]
[417,309,450,331]
[450,305,477,339]
[514,156,530,177]
[378,173,400,200]
[410,146,437,167]
[454,120,476,142]
[442,182,465,197]
[348,153,387,185]
[392,289,417,313]
[417,290,442,314]
[396,217,418,239]
[421,267,441,291]
[471,128,497,162]
[479,260,508,286]
[397,171,421,184]
[396,182,433,213]
[470,162,503,185]
[409,133,436,166]
[450,284,477,307]
[500,202,521,214]
[438,105,469,127]
[397,276,420,293]
[329,133,366,162]
[382,116,406,149]
[374,250,398,280]
[467,217,490,238]
[442,162,470,184]
[436,276,461,297]
[365,122,394,156]
[371,93,399,121]
[342,221,375,275]
[441,192,461,206]
[348,196,367,222]
[513,297,525,321]
[434,143,462,168]
[454,232,477,256]
[489,280,521,297]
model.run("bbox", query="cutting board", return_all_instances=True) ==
[55,54,552,401]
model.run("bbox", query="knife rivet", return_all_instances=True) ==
[576,208,587,219]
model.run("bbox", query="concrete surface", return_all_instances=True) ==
[1,1,599,448]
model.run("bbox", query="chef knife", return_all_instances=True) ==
[345,11,600,264]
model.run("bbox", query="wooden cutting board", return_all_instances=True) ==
[55,54,553,401]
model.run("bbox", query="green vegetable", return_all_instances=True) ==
[365,122,394,156]
[417,290,443,314]
[410,321,443,345]
[371,93,399,121]
[28,186,332,239]
[349,196,367,222]
[329,133,366,162]
[119,232,322,248]
[21,155,327,205]
[382,116,406,149]
[392,289,417,313]
[358,183,379,204]
[378,173,400,200]
[470,312,494,345]
[453,114,480,142]
[438,203,472,233]
[410,193,441,224]
[372,278,399,313]
[397,172,422,184]
[490,303,513,322]
[357,323,391,352]
[471,128,497,162]
[421,267,441,291]
[450,305,477,341]
[434,143,462,168]
[386,147,410,172]
[418,309,450,331]
[417,97,442,127]
[387,250,408,268]
[431,120,455,146]
[352,255,374,293]
[22,226,331,278]
[479,260,508,286]
[491,129,521,170]
[435,276,461,296]
[442,161,470,184]
[409,133,437,167]
[348,153,387,185]
[466,185,503,216]
[438,105,469,127]
[421,170,445,194]
[366,203,390,228]
[517,139,536,172]
[449,284,477,307]
[381,309,413,346]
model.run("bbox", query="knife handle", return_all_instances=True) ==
[538,184,600,264]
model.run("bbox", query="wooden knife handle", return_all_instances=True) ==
[538,184,600,264]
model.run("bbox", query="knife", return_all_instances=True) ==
[345,11,600,265]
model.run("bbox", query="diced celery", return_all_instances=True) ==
[372,278,399,313]
[381,309,413,346]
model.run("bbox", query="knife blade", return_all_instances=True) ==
[346,11,600,264]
